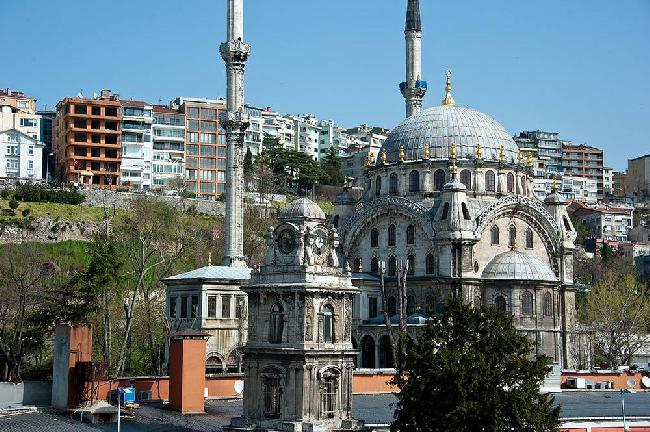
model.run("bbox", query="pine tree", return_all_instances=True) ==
[319,146,344,186]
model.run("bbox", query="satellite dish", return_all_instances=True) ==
[641,376,650,388]
[234,380,244,395]
[627,379,637,388]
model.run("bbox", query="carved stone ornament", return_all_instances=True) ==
[305,296,314,341]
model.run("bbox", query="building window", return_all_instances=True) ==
[521,291,533,315]
[462,202,471,220]
[368,297,378,318]
[388,224,396,246]
[426,254,435,274]
[221,294,231,318]
[491,225,500,245]
[191,295,199,318]
[387,296,397,316]
[388,256,397,277]
[485,170,496,192]
[235,296,245,318]
[495,295,506,312]
[371,228,379,247]
[361,336,375,368]
[525,228,534,249]
[408,170,420,192]
[460,169,472,189]
[28,160,34,170]
[320,374,338,418]
[28,146,34,155]
[270,304,284,343]
[507,172,515,193]
[389,173,398,194]
[425,295,435,315]
[169,297,177,318]
[353,257,362,272]
[370,256,379,274]
[441,202,449,220]
[322,305,334,343]
[263,377,281,418]
[509,225,517,247]
[180,296,188,319]
[375,175,381,197]
[543,292,553,316]
[207,295,217,318]
[379,335,394,368]
[407,254,415,276]
[406,295,415,315]
[406,225,415,245]
[434,169,446,191]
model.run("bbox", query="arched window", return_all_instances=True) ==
[321,371,338,418]
[322,305,334,343]
[409,170,420,192]
[525,228,534,249]
[370,256,379,274]
[375,175,381,197]
[460,169,472,189]
[441,202,449,220]
[388,256,397,277]
[407,254,415,276]
[462,202,471,220]
[494,296,506,312]
[389,173,398,194]
[387,296,397,316]
[388,224,396,246]
[425,295,436,315]
[361,336,375,368]
[544,292,553,316]
[491,225,500,245]
[434,169,446,191]
[521,291,533,315]
[269,304,284,344]
[353,257,362,272]
[509,224,517,247]
[507,172,515,193]
[406,295,415,315]
[379,335,394,368]
[520,176,527,195]
[333,214,339,228]
[485,170,496,192]
[370,228,379,247]
[426,253,435,274]
[263,371,282,418]
[406,225,415,245]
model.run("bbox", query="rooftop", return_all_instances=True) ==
[164,265,251,283]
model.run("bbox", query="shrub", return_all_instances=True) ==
[22,208,31,218]
[0,189,9,199]
[12,184,84,205]
[8,198,19,210]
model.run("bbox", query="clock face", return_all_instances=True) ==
[277,229,297,254]
[313,229,328,255]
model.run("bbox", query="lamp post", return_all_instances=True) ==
[621,389,630,432]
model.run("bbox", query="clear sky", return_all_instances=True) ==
[2,0,649,170]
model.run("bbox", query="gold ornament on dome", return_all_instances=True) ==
[476,143,483,159]
[441,69,456,106]
[380,148,387,165]
[518,151,523,164]
[450,143,457,159]
[399,145,405,162]
[498,144,506,162]
[527,153,533,167]
[423,143,430,160]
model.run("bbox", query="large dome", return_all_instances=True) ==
[482,250,557,282]
[381,105,519,163]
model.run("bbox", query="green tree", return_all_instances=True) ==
[319,146,344,186]
[244,147,254,178]
[570,216,589,247]
[392,297,560,432]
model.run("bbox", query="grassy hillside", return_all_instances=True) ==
[0,198,107,223]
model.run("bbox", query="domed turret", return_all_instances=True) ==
[279,197,326,221]
[482,250,557,281]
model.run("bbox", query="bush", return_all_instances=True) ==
[0,189,9,199]
[22,208,31,218]
[8,198,19,210]
[12,184,84,205]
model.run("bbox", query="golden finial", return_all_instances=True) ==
[441,69,456,106]
[423,143,430,160]
[552,174,558,192]
[510,239,518,251]
[450,159,458,177]
[476,143,483,159]
[364,152,373,169]
[380,148,387,165]
[208,251,212,266]
[518,151,523,164]
[498,144,505,162]
[450,143,457,159]
[399,145,405,162]
[526,153,533,167]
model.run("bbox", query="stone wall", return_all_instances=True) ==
[80,190,226,216]
[0,381,52,407]
[0,217,99,244]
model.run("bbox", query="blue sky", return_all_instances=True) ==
[2,0,648,170]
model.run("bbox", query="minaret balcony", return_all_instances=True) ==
[400,80,428,91]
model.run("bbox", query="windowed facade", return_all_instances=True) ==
[389,173,398,194]
[521,291,533,315]
[263,376,282,418]
[269,304,284,343]
[320,375,337,418]
[388,256,397,277]
[208,295,217,318]
[322,305,334,343]
[408,170,420,192]
[526,228,534,248]
[387,296,397,316]
[370,228,379,247]
[509,225,517,247]
[388,224,396,246]
[434,169,446,191]
[370,256,379,274]
[507,172,515,193]
[491,225,500,245]
[406,225,415,245]
[222,294,231,318]
[485,170,496,192]
[460,169,472,189]
[426,253,435,274]
[407,254,415,275]
[544,292,553,316]
[375,175,381,196]
[495,295,506,312]
[368,297,378,318]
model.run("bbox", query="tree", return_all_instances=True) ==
[243,147,254,190]
[319,146,344,186]
[579,271,650,368]
[392,297,560,432]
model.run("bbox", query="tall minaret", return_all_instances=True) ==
[220,0,251,267]
[400,0,427,117]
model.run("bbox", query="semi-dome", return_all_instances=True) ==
[279,197,326,220]
[482,250,557,281]
[380,105,519,164]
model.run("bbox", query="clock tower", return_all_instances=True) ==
[226,198,361,432]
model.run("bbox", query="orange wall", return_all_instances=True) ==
[169,338,206,413]
[561,371,648,390]
[352,372,397,394]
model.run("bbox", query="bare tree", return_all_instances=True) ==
[378,259,409,368]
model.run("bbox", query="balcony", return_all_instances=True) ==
[122,122,151,132]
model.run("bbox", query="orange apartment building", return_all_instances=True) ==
[55,90,121,189]
[562,144,605,199]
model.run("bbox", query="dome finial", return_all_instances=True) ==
[423,142,430,160]
[476,143,483,160]
[442,69,456,106]
[449,143,458,177]
[380,148,387,165]
[399,144,405,162]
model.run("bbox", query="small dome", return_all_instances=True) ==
[406,312,428,325]
[482,250,557,281]
[380,105,519,164]
[334,189,356,204]
[279,198,326,220]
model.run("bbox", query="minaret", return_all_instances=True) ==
[400,0,427,117]
[220,0,251,267]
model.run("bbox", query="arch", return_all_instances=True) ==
[379,335,394,368]
[462,202,471,220]
[388,224,396,246]
[332,214,339,228]
[509,224,517,247]
[389,172,398,194]
[406,224,415,245]
[491,225,500,245]
[370,256,379,274]
[460,169,472,189]
[387,296,397,316]
[409,170,420,192]
[494,295,507,312]
[485,170,496,192]
[206,353,225,374]
[441,202,449,220]
[407,254,415,276]
[434,169,446,191]
[375,175,381,197]
[507,172,515,193]
[521,291,533,315]
[406,295,415,315]
[269,303,284,344]
[425,253,435,274]
[226,349,243,373]
[388,256,397,277]
[525,227,534,249]
[544,292,553,316]
[370,228,379,247]
[322,304,334,343]
[425,295,436,316]
[361,335,375,368]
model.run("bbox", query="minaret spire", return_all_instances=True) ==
[400,0,427,117]
[220,0,251,267]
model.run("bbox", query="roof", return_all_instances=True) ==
[152,104,182,114]
[164,265,251,282]
[120,100,148,108]
[279,198,326,220]
[405,0,421,32]
[0,128,44,146]
[482,250,557,282]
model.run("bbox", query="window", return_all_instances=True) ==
[526,228,534,249]
[441,203,449,220]
[408,170,420,192]
[495,296,506,312]
[521,291,533,315]
[169,297,177,318]
[368,297,378,318]
[181,296,188,319]
[387,296,397,316]
[375,175,381,196]
[434,169,446,191]
[221,294,231,318]
[407,254,415,276]
[191,295,199,318]
[269,304,284,343]
[473,296,482,309]
[322,305,334,343]
[491,225,500,245]
[520,176,527,195]
[485,170,496,192]
[370,256,379,274]
[388,224,396,246]
[264,377,281,418]
[388,256,397,277]
[406,225,415,245]
[208,295,217,318]
[370,228,379,247]
[425,295,435,315]
[353,257,362,272]
[509,225,517,247]
[460,169,472,189]
[235,296,245,318]
[187,132,199,143]
[389,173,398,194]
[28,160,34,170]
[320,375,337,418]
[462,203,471,220]
[543,292,553,316]
[28,146,34,155]
[507,173,515,193]
[426,254,435,274]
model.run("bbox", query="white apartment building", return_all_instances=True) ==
[0,129,44,181]
[291,114,320,160]
[152,105,185,188]
[532,176,598,203]
[571,203,634,242]
[120,101,153,190]
[0,89,41,144]
[603,167,613,196]
[318,120,347,160]
[243,105,263,155]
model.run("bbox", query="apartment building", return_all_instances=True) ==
[514,130,564,177]
[318,120,347,159]
[626,155,650,200]
[174,97,227,200]
[0,129,43,181]
[532,175,598,203]
[570,202,634,242]
[0,88,41,144]
[603,167,613,196]
[37,110,56,181]
[152,105,185,188]
[243,105,263,155]
[120,100,153,190]
[55,90,121,189]
[291,114,320,160]
[562,144,605,199]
